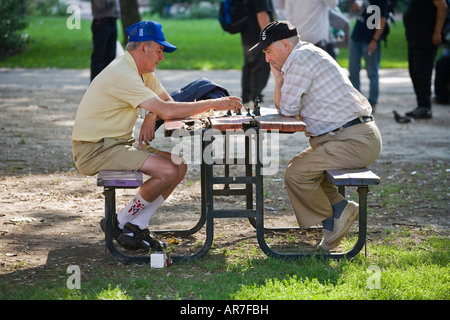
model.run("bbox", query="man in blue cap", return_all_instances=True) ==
[72,21,242,251]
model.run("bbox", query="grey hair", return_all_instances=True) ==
[285,35,300,46]
[126,40,151,51]
[270,35,300,49]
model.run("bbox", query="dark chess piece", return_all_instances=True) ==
[253,97,261,116]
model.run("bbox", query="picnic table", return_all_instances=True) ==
[99,108,379,263]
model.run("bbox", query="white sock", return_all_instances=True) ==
[129,195,164,229]
[117,192,150,229]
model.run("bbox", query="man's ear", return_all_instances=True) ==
[281,39,291,52]
[140,42,147,53]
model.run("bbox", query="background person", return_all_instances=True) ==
[403,0,448,119]
[240,0,275,108]
[90,0,120,81]
[348,0,388,113]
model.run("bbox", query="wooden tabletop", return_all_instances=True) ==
[255,113,306,133]
[164,108,306,135]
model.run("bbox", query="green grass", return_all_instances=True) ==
[0,15,243,70]
[0,163,448,301]
[0,15,409,70]
[0,230,448,300]
[1,16,93,69]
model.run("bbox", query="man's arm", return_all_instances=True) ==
[138,112,158,149]
[139,95,242,120]
[137,89,173,148]
[137,93,241,148]
[367,16,387,54]
[256,11,271,30]
[433,0,448,45]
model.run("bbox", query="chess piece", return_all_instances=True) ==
[254,97,261,116]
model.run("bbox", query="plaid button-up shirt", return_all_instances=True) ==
[280,42,371,137]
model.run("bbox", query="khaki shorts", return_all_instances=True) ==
[72,137,159,176]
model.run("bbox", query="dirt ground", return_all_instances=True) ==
[0,68,449,277]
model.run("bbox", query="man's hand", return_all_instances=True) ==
[209,96,243,113]
[270,63,282,79]
[138,112,157,149]
[367,40,378,54]
[432,30,442,46]
[270,63,284,110]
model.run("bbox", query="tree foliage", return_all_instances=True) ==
[0,0,29,58]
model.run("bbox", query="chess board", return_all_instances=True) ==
[164,107,306,136]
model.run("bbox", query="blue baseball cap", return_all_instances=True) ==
[126,21,177,53]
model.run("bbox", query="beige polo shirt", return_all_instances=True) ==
[72,51,165,142]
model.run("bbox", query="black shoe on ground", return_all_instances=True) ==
[118,222,166,252]
[405,107,432,119]
[100,215,140,251]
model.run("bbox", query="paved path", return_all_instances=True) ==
[0,67,449,163]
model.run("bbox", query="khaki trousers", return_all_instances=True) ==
[284,121,382,228]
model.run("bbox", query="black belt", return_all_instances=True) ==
[313,116,373,138]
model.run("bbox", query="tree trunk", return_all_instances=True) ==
[118,0,141,45]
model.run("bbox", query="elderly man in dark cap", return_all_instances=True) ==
[250,21,382,251]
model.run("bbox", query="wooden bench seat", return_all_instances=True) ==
[325,168,380,187]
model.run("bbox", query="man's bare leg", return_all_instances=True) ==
[138,151,187,202]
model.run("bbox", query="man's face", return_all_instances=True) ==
[263,40,290,71]
[142,41,165,72]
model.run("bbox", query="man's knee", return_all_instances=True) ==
[284,164,297,186]
[140,157,178,184]
[171,154,187,176]
[284,161,323,191]
[160,162,180,184]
